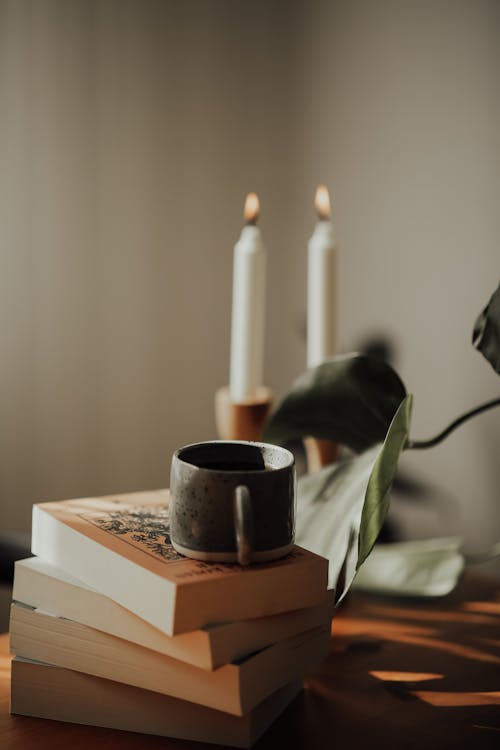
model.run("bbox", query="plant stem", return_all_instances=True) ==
[406,397,500,450]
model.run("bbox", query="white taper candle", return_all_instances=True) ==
[229,193,267,402]
[307,185,337,368]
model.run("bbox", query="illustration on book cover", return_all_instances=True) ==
[63,495,303,573]
[82,505,182,562]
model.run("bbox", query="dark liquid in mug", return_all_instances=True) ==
[194,461,271,472]
[179,442,272,473]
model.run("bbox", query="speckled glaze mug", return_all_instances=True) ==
[170,440,295,565]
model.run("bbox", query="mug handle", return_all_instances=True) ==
[233,485,254,566]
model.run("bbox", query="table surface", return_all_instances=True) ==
[1,574,499,750]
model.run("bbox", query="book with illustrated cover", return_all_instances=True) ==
[10,602,331,716]
[13,557,334,670]
[31,489,328,635]
[11,657,302,748]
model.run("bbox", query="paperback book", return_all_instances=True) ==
[10,603,331,716]
[11,658,302,748]
[31,489,329,635]
[13,557,333,670]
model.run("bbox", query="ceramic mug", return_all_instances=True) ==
[169,440,295,565]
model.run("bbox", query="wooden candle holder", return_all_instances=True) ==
[304,437,339,474]
[215,386,273,442]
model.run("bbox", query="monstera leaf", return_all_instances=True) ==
[473,283,500,374]
[295,395,413,603]
[263,353,407,453]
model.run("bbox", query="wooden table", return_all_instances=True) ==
[1,574,499,749]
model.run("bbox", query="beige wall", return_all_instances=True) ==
[1,0,499,557]
[299,0,500,553]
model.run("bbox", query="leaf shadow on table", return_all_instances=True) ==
[259,577,500,750]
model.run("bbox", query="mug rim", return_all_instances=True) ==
[173,439,294,474]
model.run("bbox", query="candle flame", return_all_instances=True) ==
[244,192,260,224]
[314,185,331,220]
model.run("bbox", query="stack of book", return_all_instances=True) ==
[10,489,331,747]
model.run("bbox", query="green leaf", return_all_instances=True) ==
[353,538,465,597]
[358,394,414,566]
[263,354,407,453]
[473,283,500,374]
[295,395,413,604]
